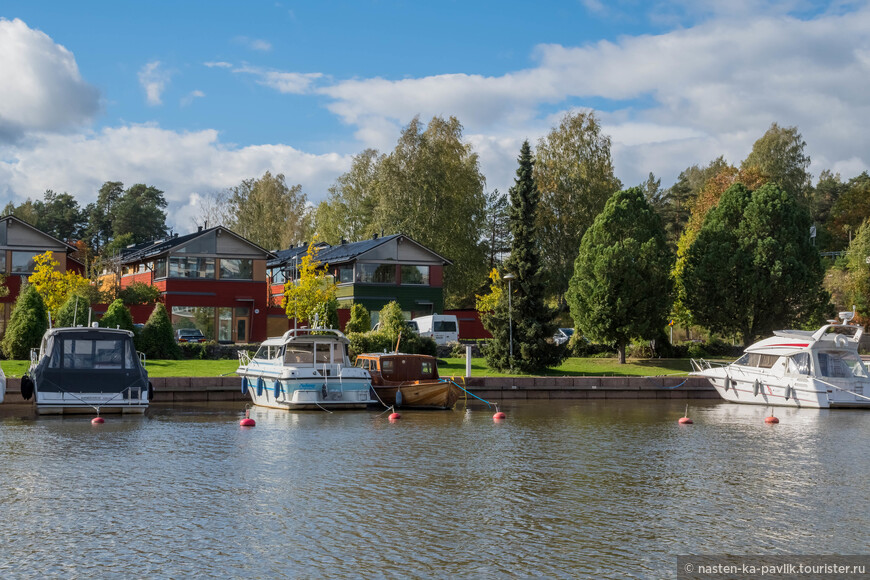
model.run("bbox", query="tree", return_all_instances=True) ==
[345,303,372,334]
[111,184,169,244]
[27,251,92,319]
[483,141,564,373]
[84,181,125,251]
[55,290,92,328]
[534,111,622,300]
[227,171,311,250]
[3,190,85,242]
[475,268,503,320]
[481,189,510,271]
[139,303,181,359]
[1,284,48,359]
[373,116,487,307]
[659,157,730,247]
[567,187,673,364]
[741,122,811,202]
[100,299,135,332]
[827,172,870,249]
[283,241,337,326]
[680,182,829,346]
[844,220,870,318]
[314,148,381,244]
[118,281,160,305]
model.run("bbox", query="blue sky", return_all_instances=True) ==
[2,1,869,232]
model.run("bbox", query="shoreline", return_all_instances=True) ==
[1,375,717,404]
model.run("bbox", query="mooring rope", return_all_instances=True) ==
[444,378,493,408]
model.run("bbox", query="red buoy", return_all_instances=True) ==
[678,417,693,424]
[389,412,401,420]
[91,417,105,425]
[765,415,779,424]
[239,418,256,427]
[493,411,506,420]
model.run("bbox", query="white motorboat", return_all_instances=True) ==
[23,324,152,414]
[236,327,375,410]
[691,312,870,409]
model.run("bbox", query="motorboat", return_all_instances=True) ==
[237,327,376,410]
[23,324,152,414]
[0,363,5,404]
[690,312,870,408]
[355,352,461,409]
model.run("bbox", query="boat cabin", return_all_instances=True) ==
[355,353,439,385]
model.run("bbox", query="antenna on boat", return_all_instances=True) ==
[48,312,53,329]
[73,296,79,327]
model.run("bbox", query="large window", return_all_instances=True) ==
[169,256,215,279]
[269,268,286,285]
[0,252,5,273]
[338,266,354,283]
[11,251,40,273]
[154,258,167,279]
[358,263,396,284]
[171,306,215,340]
[401,265,429,285]
[220,258,253,280]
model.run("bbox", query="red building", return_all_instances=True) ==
[0,215,83,337]
[117,226,274,343]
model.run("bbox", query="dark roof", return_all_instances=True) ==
[267,234,452,269]
[120,226,274,264]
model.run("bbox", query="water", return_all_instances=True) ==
[1,399,867,578]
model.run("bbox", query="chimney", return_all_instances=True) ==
[198,226,203,232]
[340,238,346,245]
[372,233,378,240]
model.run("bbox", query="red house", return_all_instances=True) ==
[117,226,274,343]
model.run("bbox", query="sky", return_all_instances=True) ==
[1,0,869,234]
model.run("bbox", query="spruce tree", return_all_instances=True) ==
[55,291,92,328]
[139,303,181,359]
[1,284,49,359]
[344,303,371,333]
[484,141,563,373]
[99,298,135,332]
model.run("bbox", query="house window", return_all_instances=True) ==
[338,266,354,283]
[154,258,167,279]
[169,256,215,279]
[269,268,286,285]
[401,265,429,285]
[171,306,215,340]
[220,258,253,280]
[0,253,5,273]
[11,251,40,274]
[358,263,396,284]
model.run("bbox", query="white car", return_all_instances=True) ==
[553,327,574,346]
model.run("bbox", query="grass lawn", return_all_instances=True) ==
[1,357,693,379]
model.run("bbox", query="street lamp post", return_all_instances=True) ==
[503,273,515,367]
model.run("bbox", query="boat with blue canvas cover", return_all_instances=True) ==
[237,327,375,410]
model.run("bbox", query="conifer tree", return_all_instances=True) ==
[484,141,563,373]
[1,284,49,359]
[344,303,371,333]
[55,291,92,328]
[99,298,135,332]
[139,303,181,359]
[567,187,673,363]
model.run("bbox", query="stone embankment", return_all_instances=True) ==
[1,376,716,404]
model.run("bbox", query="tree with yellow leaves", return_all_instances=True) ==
[283,241,337,327]
[475,268,503,320]
[27,251,92,318]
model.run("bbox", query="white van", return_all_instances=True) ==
[412,314,459,345]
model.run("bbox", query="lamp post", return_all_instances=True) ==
[503,273,515,367]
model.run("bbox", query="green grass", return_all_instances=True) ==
[1,357,693,378]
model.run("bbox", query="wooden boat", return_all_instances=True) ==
[354,353,461,409]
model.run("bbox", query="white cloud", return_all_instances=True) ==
[0,18,100,141]
[181,90,206,107]
[204,61,233,68]
[0,125,352,232]
[235,36,272,52]
[138,61,171,106]
[234,65,323,94]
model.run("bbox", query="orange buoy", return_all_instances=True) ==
[493,411,506,420]
[765,415,779,424]
[239,417,256,427]
[389,412,401,420]
[91,417,105,425]
[678,417,693,424]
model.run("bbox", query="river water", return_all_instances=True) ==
[0,399,867,578]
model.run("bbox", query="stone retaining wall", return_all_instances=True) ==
[1,376,716,404]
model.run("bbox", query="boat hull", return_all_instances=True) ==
[374,380,461,410]
[240,375,376,410]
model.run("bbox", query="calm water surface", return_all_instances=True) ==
[0,398,867,578]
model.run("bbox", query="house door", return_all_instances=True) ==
[234,306,250,343]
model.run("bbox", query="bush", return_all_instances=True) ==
[179,341,213,360]
[55,291,92,328]
[1,284,48,359]
[138,303,181,359]
[568,334,614,357]
[344,303,371,334]
[100,299,135,332]
[346,330,437,359]
[118,281,160,306]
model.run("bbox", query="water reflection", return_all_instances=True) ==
[0,399,867,578]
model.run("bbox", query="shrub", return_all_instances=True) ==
[100,299,135,332]
[344,303,371,334]
[118,281,160,306]
[1,284,48,359]
[138,303,181,359]
[55,291,92,328]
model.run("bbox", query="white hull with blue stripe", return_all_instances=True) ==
[237,328,375,410]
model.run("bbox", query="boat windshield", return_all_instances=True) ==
[284,343,314,365]
[816,351,869,379]
[253,344,283,360]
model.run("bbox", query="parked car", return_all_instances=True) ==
[553,327,574,346]
[176,328,207,343]
[412,314,459,345]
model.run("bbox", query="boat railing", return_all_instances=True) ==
[690,358,729,373]
[280,327,348,341]
[238,349,252,367]
[29,348,39,367]
[138,351,147,369]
